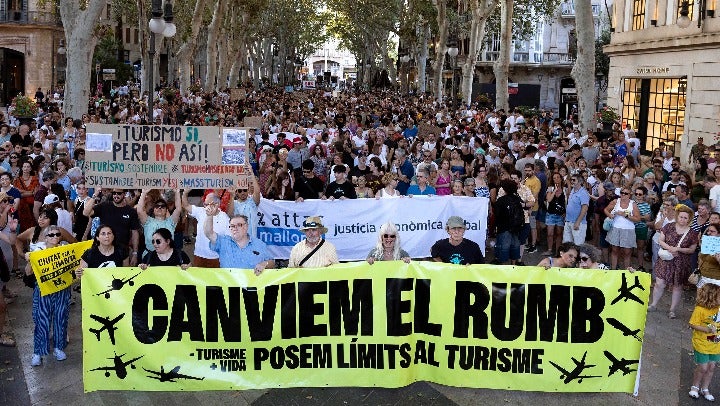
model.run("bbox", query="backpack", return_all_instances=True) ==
[508,194,525,231]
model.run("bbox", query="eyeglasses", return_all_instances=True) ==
[579,256,591,262]
[9,155,17,159]
[111,191,124,195]
[229,223,247,228]
[383,234,396,239]
[621,191,630,195]
[152,239,164,245]
[46,232,61,238]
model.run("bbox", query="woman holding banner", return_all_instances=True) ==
[24,225,69,366]
[139,228,190,270]
[136,189,182,257]
[366,222,411,264]
[75,224,129,278]
[697,224,720,287]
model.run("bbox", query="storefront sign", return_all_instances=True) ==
[636,66,670,75]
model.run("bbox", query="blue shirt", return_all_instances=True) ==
[210,234,272,269]
[397,159,415,195]
[565,187,590,223]
[407,184,436,196]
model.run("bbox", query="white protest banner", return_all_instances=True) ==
[256,196,488,260]
[701,235,720,254]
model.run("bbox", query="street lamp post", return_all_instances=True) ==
[147,0,176,124]
[447,39,459,111]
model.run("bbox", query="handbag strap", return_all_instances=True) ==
[676,229,690,248]
[298,239,325,267]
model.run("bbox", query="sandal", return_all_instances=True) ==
[690,386,700,399]
[0,333,16,347]
[669,311,677,319]
[703,388,715,402]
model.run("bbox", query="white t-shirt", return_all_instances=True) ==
[710,184,720,212]
[189,205,230,259]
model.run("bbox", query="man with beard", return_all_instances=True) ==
[84,188,141,266]
[288,216,338,268]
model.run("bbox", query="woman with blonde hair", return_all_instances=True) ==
[649,204,700,318]
[366,222,411,264]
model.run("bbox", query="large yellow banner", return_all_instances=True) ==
[81,262,650,393]
[29,240,92,296]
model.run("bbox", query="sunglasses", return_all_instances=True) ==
[383,234,396,239]
[112,191,124,195]
[635,193,644,197]
[621,191,630,195]
[152,239,164,245]
[237,189,248,193]
[579,256,590,262]
[46,232,61,238]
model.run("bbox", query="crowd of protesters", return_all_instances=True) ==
[0,81,717,359]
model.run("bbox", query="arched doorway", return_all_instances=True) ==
[0,48,25,106]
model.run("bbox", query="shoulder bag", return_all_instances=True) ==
[658,228,689,261]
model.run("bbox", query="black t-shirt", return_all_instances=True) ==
[81,245,128,268]
[349,165,371,180]
[325,181,357,199]
[294,175,325,199]
[430,238,484,265]
[92,202,141,247]
[142,248,190,267]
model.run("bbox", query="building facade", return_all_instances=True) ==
[0,0,65,106]
[471,1,608,116]
[604,0,720,159]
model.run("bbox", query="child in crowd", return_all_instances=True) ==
[688,283,720,401]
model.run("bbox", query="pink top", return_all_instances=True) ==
[435,173,452,196]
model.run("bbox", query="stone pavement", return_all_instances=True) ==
[0,248,712,406]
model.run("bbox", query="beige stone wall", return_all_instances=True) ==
[606,7,720,163]
[0,24,62,98]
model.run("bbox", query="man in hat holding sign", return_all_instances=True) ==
[288,216,338,268]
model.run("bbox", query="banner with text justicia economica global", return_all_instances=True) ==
[82,262,649,393]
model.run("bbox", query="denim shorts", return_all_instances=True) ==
[545,213,565,227]
[495,230,521,263]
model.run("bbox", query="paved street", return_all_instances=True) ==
[0,245,712,406]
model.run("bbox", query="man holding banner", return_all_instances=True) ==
[288,216,338,268]
[205,208,274,274]
[431,216,484,265]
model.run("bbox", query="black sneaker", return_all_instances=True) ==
[526,245,537,253]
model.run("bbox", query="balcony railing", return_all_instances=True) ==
[0,11,61,26]
[542,52,575,64]
[476,51,551,64]
[560,2,602,16]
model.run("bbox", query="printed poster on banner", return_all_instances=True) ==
[85,124,250,190]
[28,240,93,296]
[256,196,488,260]
[81,262,650,393]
